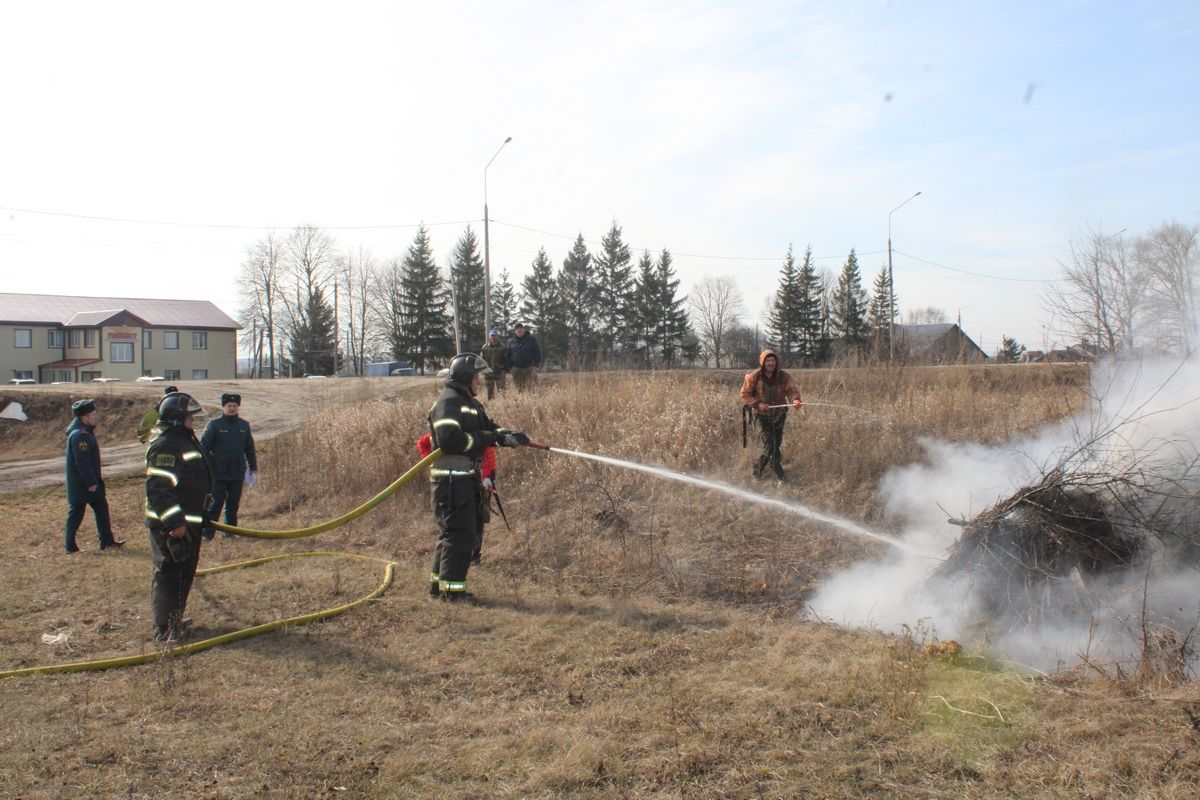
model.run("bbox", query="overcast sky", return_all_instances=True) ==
[2,0,1198,355]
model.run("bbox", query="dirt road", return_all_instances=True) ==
[0,377,437,492]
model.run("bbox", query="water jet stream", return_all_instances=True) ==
[545,447,936,558]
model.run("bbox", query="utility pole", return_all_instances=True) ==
[483,136,513,344]
[888,191,922,364]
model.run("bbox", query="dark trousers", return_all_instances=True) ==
[148,524,203,632]
[755,415,787,476]
[205,478,244,538]
[430,477,483,591]
[64,489,114,551]
[484,372,506,400]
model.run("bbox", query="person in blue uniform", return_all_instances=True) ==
[199,392,257,540]
[64,398,122,552]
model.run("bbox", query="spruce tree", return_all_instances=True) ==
[593,221,634,362]
[829,248,870,350]
[656,248,690,367]
[448,226,486,345]
[630,250,662,367]
[995,335,1025,362]
[767,245,801,364]
[490,267,518,340]
[867,264,896,359]
[520,248,565,363]
[795,245,823,365]
[557,234,598,368]
[398,225,452,373]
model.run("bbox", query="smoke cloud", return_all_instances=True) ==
[808,355,1200,672]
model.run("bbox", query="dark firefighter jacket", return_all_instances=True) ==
[427,381,509,479]
[739,348,802,422]
[200,414,257,481]
[145,426,216,531]
[65,418,104,504]
[507,333,542,369]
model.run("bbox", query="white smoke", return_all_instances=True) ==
[808,354,1200,673]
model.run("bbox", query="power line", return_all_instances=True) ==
[893,248,1059,283]
[0,205,475,231]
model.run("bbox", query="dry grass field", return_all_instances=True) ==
[2,365,1199,798]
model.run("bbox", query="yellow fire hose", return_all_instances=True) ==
[0,450,442,680]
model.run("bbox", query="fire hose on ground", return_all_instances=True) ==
[0,450,443,679]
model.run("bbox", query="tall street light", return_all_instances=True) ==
[483,136,513,344]
[888,190,922,364]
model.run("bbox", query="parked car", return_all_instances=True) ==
[390,367,418,376]
[303,374,328,379]
[436,368,450,378]
[8,378,36,385]
[91,377,121,383]
[136,375,165,382]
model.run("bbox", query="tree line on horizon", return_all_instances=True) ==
[238,220,1011,377]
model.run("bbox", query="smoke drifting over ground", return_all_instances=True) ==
[809,356,1200,673]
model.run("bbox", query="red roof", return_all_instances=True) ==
[39,358,102,368]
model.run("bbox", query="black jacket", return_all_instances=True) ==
[508,333,541,369]
[200,414,257,481]
[427,382,509,480]
[145,426,215,530]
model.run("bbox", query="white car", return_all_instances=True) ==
[136,375,165,382]
[8,378,36,385]
[436,368,450,378]
[91,377,121,383]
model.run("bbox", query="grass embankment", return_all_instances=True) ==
[2,364,1198,798]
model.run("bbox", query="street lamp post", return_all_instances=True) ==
[888,191,922,364]
[483,136,513,345]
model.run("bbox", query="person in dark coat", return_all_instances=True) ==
[144,392,215,642]
[507,322,542,392]
[427,353,531,601]
[479,329,510,399]
[64,399,122,552]
[199,392,257,540]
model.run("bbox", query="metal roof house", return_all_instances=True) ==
[0,292,239,383]
[895,323,988,364]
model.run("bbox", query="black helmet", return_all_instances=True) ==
[448,353,491,384]
[158,392,203,425]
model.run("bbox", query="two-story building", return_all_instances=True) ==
[0,293,239,383]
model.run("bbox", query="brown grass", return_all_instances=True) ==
[4,364,1199,798]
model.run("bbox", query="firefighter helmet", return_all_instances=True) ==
[157,392,203,425]
[448,353,491,384]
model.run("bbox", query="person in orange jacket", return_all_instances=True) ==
[739,349,803,481]
[417,432,496,564]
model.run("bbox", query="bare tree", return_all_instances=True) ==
[689,275,743,368]
[341,246,379,375]
[1047,226,1148,354]
[905,306,948,325]
[1136,221,1200,354]
[279,225,340,374]
[372,257,406,363]
[238,232,284,378]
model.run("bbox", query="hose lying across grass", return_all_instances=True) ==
[0,450,442,680]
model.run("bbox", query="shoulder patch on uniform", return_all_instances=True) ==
[154,453,176,467]
[78,442,89,452]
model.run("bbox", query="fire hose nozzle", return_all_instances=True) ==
[527,442,551,451]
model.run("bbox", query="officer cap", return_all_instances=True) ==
[71,399,96,416]
[220,392,242,406]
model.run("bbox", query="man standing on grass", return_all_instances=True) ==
[427,353,532,602]
[64,399,123,552]
[739,349,803,481]
[200,392,257,540]
[479,328,510,400]
[145,392,215,642]
[507,322,542,392]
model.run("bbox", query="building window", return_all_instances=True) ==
[143,330,152,349]
[14,329,32,348]
[164,369,181,380]
[68,329,82,348]
[191,369,208,380]
[142,369,152,377]
[110,341,134,363]
[192,331,208,350]
[48,329,64,348]
[13,370,33,380]
[57,371,71,383]
[81,371,102,382]
[164,331,179,350]
[84,330,96,348]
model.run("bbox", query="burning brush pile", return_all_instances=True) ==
[933,466,1200,635]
